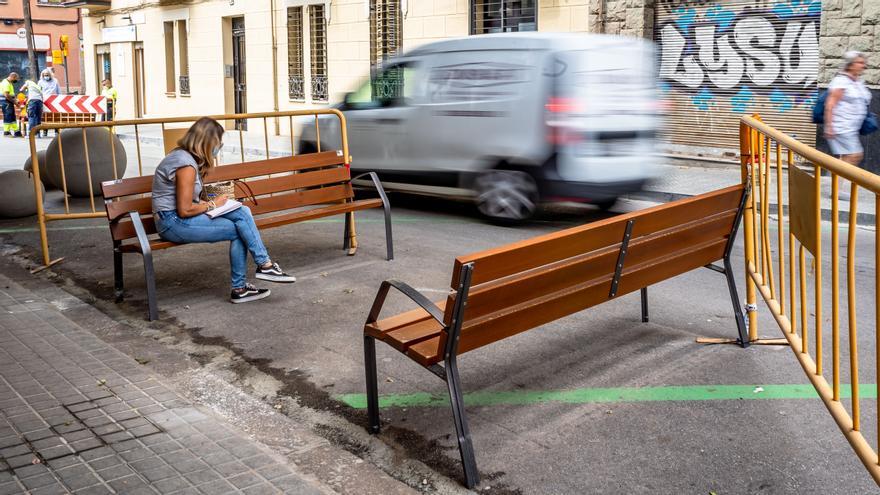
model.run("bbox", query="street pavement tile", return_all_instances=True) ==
[28,484,71,495]
[86,455,123,471]
[213,461,250,477]
[0,443,30,457]
[152,476,192,493]
[108,474,152,492]
[73,485,114,495]
[255,464,292,481]
[141,465,179,482]
[172,459,210,475]
[83,415,114,428]
[54,421,87,434]
[149,441,184,455]
[96,464,135,482]
[129,456,165,472]
[0,471,12,483]
[131,425,162,438]
[62,429,96,443]
[79,446,114,461]
[47,455,80,470]
[24,429,56,442]
[120,447,154,462]
[242,483,283,495]
[0,436,19,449]
[66,402,98,414]
[38,444,75,460]
[0,482,21,495]
[201,451,236,467]
[20,472,58,490]
[228,472,263,489]
[183,468,222,485]
[6,453,39,469]
[136,405,165,416]
[241,454,275,470]
[13,462,49,479]
[104,432,136,446]
[195,478,238,494]
[271,475,324,494]
[71,437,104,453]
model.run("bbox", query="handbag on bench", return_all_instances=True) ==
[203,179,258,205]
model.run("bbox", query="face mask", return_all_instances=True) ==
[212,145,223,158]
[43,76,51,81]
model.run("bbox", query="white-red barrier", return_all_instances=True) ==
[44,95,106,114]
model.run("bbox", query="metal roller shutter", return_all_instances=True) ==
[655,0,820,155]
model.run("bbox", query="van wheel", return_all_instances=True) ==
[595,198,617,211]
[475,170,539,222]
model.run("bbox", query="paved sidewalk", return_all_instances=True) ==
[0,274,329,495]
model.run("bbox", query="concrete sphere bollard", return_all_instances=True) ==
[44,128,127,197]
[23,150,56,190]
[0,170,44,218]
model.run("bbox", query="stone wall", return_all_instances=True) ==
[588,0,654,39]
[820,0,880,86]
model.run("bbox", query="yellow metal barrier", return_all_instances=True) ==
[740,114,880,485]
[28,109,351,268]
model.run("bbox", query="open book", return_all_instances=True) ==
[206,199,243,219]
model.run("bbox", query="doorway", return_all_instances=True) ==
[231,17,247,130]
[134,43,146,117]
[95,45,111,94]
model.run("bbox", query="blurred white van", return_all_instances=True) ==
[299,33,663,221]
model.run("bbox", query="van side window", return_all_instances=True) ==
[345,63,417,109]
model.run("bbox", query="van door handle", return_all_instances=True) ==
[373,118,402,124]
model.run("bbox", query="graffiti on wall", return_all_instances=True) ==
[657,0,820,113]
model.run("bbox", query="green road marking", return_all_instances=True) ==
[337,384,878,409]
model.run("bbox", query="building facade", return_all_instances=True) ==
[73,0,880,160]
[1,0,83,92]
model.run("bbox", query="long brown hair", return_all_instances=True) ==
[176,117,225,178]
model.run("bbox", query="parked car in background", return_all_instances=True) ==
[299,33,663,222]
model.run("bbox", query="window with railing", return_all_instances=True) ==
[287,6,305,101]
[470,0,536,34]
[36,0,66,6]
[177,20,189,95]
[309,4,328,102]
[370,0,401,67]
[164,21,176,93]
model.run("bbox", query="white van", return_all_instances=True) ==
[299,33,663,221]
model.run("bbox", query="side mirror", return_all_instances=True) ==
[339,92,354,110]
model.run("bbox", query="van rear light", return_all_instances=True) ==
[545,97,583,114]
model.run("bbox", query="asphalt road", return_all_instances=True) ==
[0,182,877,494]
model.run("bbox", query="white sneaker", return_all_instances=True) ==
[255,262,296,283]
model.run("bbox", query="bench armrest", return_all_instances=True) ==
[351,172,390,209]
[366,279,446,327]
[116,210,153,257]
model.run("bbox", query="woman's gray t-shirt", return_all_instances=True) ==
[151,149,203,213]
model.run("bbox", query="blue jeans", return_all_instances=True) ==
[27,100,42,134]
[155,206,270,289]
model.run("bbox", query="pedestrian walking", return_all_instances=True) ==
[151,117,296,303]
[1,72,22,137]
[101,78,117,121]
[39,69,61,137]
[823,51,873,199]
[19,75,43,137]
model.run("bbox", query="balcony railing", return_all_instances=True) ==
[311,75,327,102]
[288,75,305,100]
[179,75,190,95]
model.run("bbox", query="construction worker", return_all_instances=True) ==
[101,78,117,121]
[1,72,22,137]
[19,75,43,137]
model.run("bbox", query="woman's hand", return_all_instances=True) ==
[824,125,835,139]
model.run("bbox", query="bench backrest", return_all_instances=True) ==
[439,184,746,356]
[101,150,350,243]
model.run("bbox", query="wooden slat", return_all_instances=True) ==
[119,239,176,253]
[106,197,153,221]
[206,151,344,182]
[245,184,353,216]
[102,175,153,199]
[381,319,444,353]
[235,167,350,198]
[365,300,447,337]
[100,150,345,199]
[451,184,744,288]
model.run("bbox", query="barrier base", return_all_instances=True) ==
[30,257,64,274]
[696,337,789,345]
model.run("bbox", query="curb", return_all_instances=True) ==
[630,190,876,227]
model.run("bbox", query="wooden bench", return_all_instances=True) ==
[101,150,393,321]
[362,183,750,488]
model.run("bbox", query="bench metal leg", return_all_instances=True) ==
[130,212,159,321]
[640,287,648,323]
[113,248,124,303]
[723,256,750,348]
[343,212,352,252]
[446,357,479,489]
[364,335,381,434]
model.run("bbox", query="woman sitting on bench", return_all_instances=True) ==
[152,117,296,303]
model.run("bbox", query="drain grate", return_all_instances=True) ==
[0,392,164,471]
